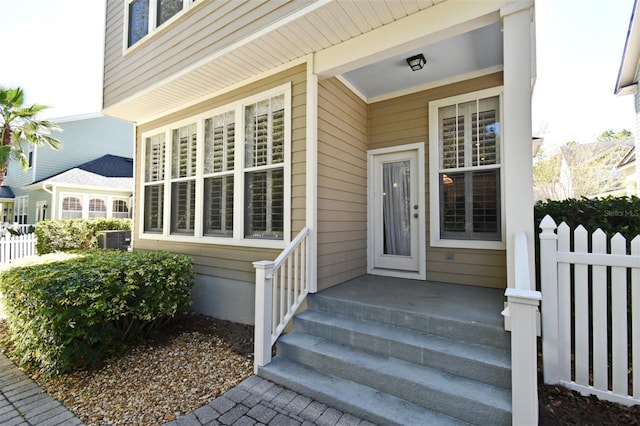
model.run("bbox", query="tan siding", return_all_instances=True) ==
[104,0,314,108]
[368,72,507,288]
[133,65,307,284]
[317,78,368,290]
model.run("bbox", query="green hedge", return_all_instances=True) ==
[534,196,640,240]
[35,218,132,254]
[0,250,194,377]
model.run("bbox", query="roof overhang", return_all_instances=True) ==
[616,0,640,95]
[103,0,516,124]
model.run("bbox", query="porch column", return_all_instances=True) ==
[501,1,536,289]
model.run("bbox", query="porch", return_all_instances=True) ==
[258,274,512,425]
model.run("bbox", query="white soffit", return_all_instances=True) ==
[107,0,508,123]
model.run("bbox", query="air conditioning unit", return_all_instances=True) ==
[97,230,131,251]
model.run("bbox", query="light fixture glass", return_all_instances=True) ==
[406,53,426,71]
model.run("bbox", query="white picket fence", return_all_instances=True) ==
[540,214,640,406]
[0,233,37,265]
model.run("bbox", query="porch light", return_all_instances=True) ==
[406,54,426,71]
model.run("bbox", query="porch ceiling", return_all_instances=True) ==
[104,0,505,124]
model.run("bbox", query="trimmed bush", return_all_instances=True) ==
[0,249,194,376]
[535,196,640,240]
[35,218,132,254]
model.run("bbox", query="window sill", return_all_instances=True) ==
[430,237,505,251]
[138,232,287,249]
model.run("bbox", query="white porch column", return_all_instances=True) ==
[501,1,536,289]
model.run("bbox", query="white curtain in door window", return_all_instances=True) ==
[383,161,411,256]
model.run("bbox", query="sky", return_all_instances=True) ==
[0,0,636,150]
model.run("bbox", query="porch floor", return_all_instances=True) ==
[317,275,506,329]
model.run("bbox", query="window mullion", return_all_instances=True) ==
[465,171,473,237]
[149,0,158,31]
[163,129,172,236]
[194,120,204,237]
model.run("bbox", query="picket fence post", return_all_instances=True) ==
[539,215,559,384]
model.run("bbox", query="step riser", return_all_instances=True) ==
[308,294,510,350]
[277,337,510,426]
[294,314,510,389]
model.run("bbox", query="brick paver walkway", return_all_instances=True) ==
[0,353,83,426]
[165,376,376,426]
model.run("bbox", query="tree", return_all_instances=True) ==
[596,129,633,142]
[0,87,61,186]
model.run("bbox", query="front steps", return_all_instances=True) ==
[258,278,512,425]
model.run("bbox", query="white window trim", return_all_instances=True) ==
[428,86,506,250]
[139,82,292,249]
[123,0,199,53]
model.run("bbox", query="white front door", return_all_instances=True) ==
[368,143,426,280]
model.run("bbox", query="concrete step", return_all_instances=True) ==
[308,290,510,351]
[294,309,511,389]
[277,332,511,426]
[259,356,468,426]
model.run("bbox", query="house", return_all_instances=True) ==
[616,0,640,196]
[103,0,537,423]
[0,114,133,224]
[617,146,637,196]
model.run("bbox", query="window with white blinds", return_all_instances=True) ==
[433,92,502,243]
[140,83,290,245]
[113,199,130,218]
[244,95,285,239]
[144,133,166,233]
[61,196,82,219]
[171,123,197,235]
[126,0,198,48]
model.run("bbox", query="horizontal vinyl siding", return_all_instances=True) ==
[134,64,307,283]
[368,72,507,288]
[103,0,313,109]
[317,78,368,290]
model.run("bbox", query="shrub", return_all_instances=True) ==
[35,218,132,254]
[0,250,194,376]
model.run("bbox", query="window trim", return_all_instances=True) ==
[123,0,199,53]
[138,83,292,249]
[428,86,506,250]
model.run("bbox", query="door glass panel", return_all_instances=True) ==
[382,161,411,256]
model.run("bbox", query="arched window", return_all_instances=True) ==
[89,199,107,218]
[61,197,82,219]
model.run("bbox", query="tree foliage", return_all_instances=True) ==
[0,87,61,183]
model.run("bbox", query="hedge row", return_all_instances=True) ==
[35,218,132,254]
[0,250,194,377]
[534,196,640,240]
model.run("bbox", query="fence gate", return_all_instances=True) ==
[539,215,640,406]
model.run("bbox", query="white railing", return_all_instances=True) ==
[253,227,310,373]
[0,233,37,265]
[540,214,640,406]
[503,231,541,425]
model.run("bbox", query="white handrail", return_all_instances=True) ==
[253,227,310,373]
[505,231,541,426]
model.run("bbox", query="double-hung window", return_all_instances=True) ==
[126,0,198,48]
[429,88,503,249]
[140,84,291,247]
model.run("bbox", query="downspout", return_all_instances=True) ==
[41,183,55,220]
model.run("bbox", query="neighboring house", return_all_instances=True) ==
[103,1,538,423]
[616,0,640,196]
[0,114,133,224]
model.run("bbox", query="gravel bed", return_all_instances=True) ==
[0,315,254,425]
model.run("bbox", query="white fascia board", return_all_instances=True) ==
[314,0,507,78]
[616,0,640,94]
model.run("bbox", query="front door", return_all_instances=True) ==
[368,143,426,280]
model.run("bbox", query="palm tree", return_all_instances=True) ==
[0,87,61,186]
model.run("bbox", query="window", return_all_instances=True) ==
[429,88,503,248]
[140,84,291,246]
[14,196,28,224]
[62,196,82,219]
[113,199,130,218]
[89,199,107,218]
[126,0,197,48]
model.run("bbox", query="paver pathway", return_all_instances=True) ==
[165,376,376,426]
[0,353,83,426]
